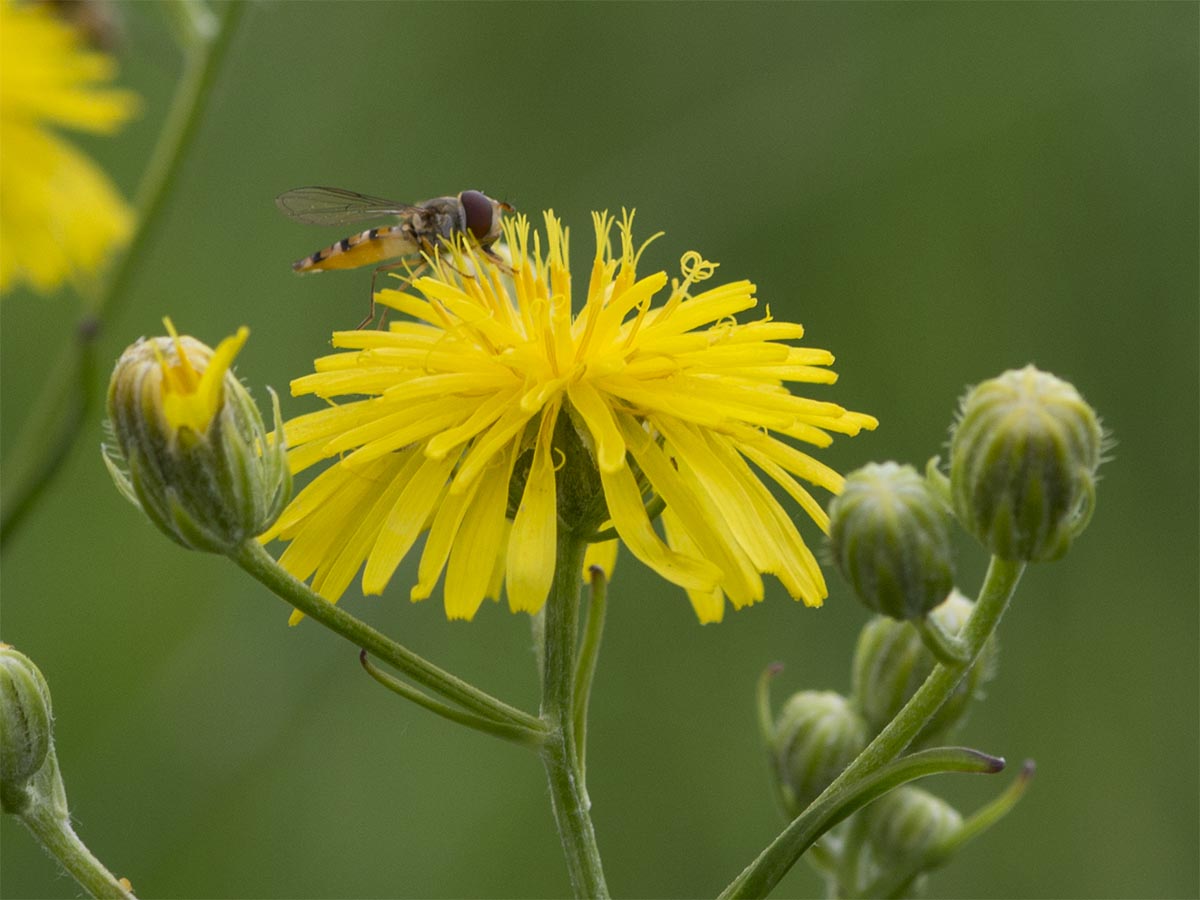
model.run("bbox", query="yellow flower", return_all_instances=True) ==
[0,0,139,296]
[263,210,877,624]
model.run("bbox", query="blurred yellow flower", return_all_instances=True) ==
[0,0,139,296]
[263,210,877,624]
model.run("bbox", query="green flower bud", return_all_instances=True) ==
[851,592,996,746]
[950,366,1103,561]
[1,645,54,813]
[863,786,962,875]
[103,319,291,554]
[770,691,868,818]
[829,462,956,621]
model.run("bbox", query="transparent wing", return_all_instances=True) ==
[275,186,419,226]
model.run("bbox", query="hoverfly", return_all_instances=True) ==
[276,186,513,327]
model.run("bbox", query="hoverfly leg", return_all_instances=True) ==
[482,245,515,277]
[354,303,378,332]
[359,260,423,330]
[355,260,427,331]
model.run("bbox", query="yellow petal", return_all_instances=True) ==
[568,380,626,473]
[661,508,726,623]
[412,457,483,601]
[276,455,408,589]
[618,412,762,607]
[583,539,619,580]
[600,462,720,592]
[506,403,560,614]
[444,445,516,620]
[313,454,423,602]
[362,452,457,594]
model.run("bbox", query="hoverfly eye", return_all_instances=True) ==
[460,190,495,241]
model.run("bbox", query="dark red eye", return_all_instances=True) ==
[460,190,494,241]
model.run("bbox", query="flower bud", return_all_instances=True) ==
[1,645,54,813]
[851,592,996,746]
[950,366,1103,561]
[863,785,962,875]
[829,463,955,621]
[769,691,868,818]
[103,320,291,554]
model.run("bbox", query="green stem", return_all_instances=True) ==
[18,785,134,899]
[946,758,1035,849]
[358,651,545,748]
[720,556,1025,899]
[829,558,1023,791]
[755,663,783,749]
[232,540,543,733]
[539,532,609,898]
[0,1,245,548]
[718,748,1005,900]
[572,563,608,773]
[914,614,970,666]
[856,759,1036,899]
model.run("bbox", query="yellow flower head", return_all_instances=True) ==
[264,211,878,624]
[0,0,139,296]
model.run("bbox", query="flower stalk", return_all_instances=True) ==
[572,562,609,772]
[232,539,544,734]
[358,651,545,748]
[238,503,609,895]
[16,783,135,900]
[855,760,1035,899]
[913,615,971,666]
[718,747,1005,900]
[2,646,134,899]
[721,555,1024,899]
[830,557,1023,787]
[538,531,610,898]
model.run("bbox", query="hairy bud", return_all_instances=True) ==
[768,690,868,818]
[951,366,1103,561]
[830,462,956,621]
[103,320,290,554]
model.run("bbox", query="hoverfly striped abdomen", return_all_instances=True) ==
[291,225,419,274]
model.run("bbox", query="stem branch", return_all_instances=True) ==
[359,651,545,748]
[718,748,1005,900]
[720,556,1025,899]
[233,540,543,733]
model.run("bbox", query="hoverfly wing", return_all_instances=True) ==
[275,186,419,226]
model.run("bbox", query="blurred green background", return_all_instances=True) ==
[2,2,1196,898]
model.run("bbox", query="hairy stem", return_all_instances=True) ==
[539,532,609,898]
